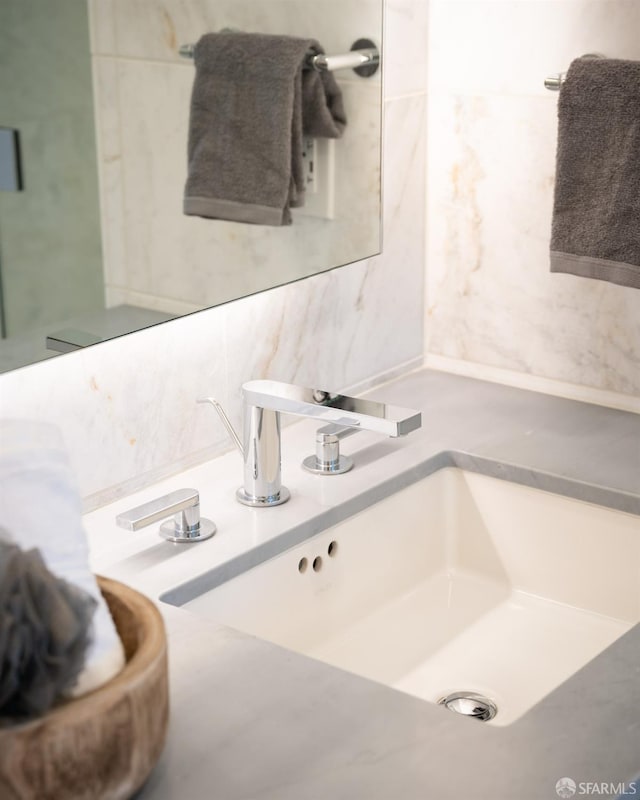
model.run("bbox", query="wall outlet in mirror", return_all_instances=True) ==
[300,137,335,221]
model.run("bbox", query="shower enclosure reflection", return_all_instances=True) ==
[0,0,383,373]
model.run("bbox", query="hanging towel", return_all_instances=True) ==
[550,56,640,289]
[184,32,347,226]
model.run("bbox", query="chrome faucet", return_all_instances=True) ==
[200,380,421,508]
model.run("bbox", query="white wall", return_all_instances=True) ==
[0,0,428,508]
[424,0,640,403]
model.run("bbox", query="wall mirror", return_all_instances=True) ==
[0,0,383,374]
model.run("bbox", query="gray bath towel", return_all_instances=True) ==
[550,56,640,289]
[184,32,346,226]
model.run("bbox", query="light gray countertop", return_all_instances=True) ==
[90,369,640,800]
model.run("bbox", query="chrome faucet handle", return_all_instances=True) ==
[116,488,216,543]
[302,423,359,475]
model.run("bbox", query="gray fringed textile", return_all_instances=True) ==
[184,32,347,226]
[0,536,97,721]
[550,56,640,289]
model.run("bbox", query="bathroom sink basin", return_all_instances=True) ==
[161,468,640,725]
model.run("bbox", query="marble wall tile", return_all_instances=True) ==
[92,57,127,291]
[429,0,640,96]
[0,309,229,500]
[383,0,430,98]
[87,0,116,55]
[425,0,640,398]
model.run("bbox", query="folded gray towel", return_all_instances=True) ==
[184,32,346,226]
[550,56,640,289]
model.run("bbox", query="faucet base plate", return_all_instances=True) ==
[236,487,291,508]
[301,454,354,475]
[160,518,217,543]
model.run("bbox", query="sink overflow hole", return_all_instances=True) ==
[438,692,498,722]
[299,543,338,575]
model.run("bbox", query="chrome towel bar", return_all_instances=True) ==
[179,37,380,77]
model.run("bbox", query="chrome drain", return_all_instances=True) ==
[438,692,498,722]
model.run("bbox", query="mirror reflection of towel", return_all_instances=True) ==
[184,32,347,226]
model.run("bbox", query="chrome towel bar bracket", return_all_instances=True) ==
[544,53,605,91]
[544,73,564,91]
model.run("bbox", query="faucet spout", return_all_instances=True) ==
[243,381,421,437]
[236,380,421,507]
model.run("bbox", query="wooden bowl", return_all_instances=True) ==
[0,576,169,800]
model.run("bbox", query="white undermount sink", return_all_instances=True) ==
[163,468,640,726]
